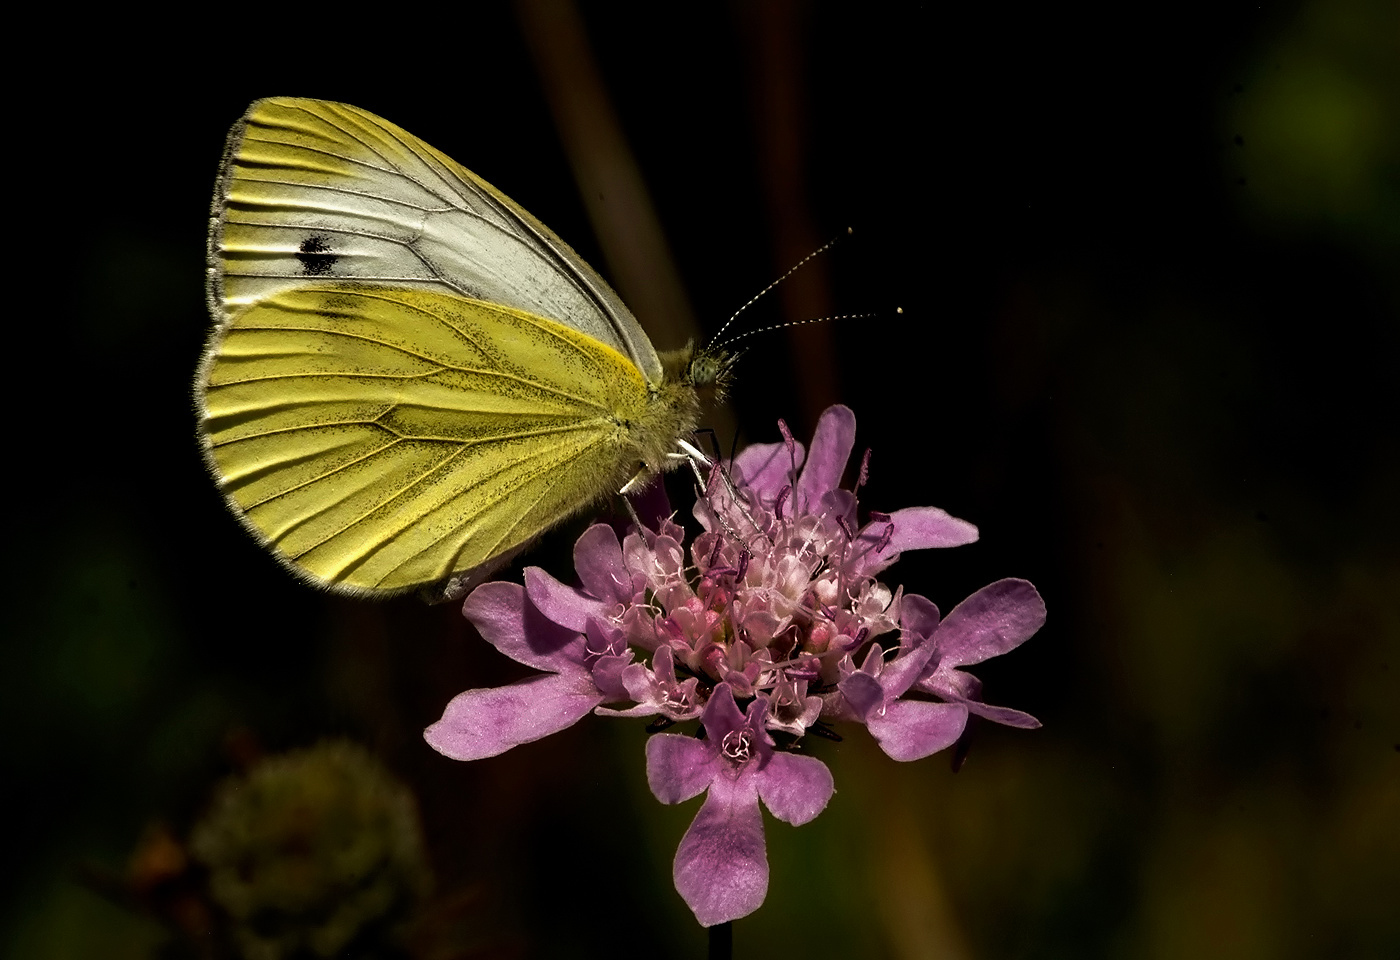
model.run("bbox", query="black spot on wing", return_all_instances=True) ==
[297,235,338,276]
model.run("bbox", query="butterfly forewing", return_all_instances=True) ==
[210,97,663,383]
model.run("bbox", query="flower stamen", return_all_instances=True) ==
[721,729,754,764]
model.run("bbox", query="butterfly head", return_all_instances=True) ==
[662,341,738,405]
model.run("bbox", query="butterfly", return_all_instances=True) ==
[197,98,727,599]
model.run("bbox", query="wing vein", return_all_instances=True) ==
[366,430,609,585]
[282,420,607,565]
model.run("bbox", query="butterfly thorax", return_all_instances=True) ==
[627,347,707,480]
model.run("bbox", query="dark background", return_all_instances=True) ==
[5,1,1396,957]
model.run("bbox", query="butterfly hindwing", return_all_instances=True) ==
[201,284,652,595]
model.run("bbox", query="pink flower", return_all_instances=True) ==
[423,405,1043,925]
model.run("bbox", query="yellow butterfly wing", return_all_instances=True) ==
[202,284,661,595]
[198,99,702,596]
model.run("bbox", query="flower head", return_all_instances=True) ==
[424,405,1044,926]
[191,741,431,958]
[616,405,982,725]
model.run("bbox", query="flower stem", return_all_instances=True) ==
[708,921,732,959]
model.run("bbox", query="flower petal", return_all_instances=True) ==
[573,524,632,604]
[523,566,607,633]
[615,660,662,704]
[461,581,585,672]
[732,441,805,498]
[423,672,603,760]
[646,733,719,803]
[966,701,1042,728]
[589,655,632,702]
[673,775,768,927]
[866,700,969,761]
[700,682,747,741]
[900,593,941,639]
[934,578,1046,667]
[756,752,834,825]
[837,670,885,721]
[882,506,980,552]
[796,405,855,510]
[876,595,941,697]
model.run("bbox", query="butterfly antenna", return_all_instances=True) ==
[706,227,853,351]
[716,308,902,351]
